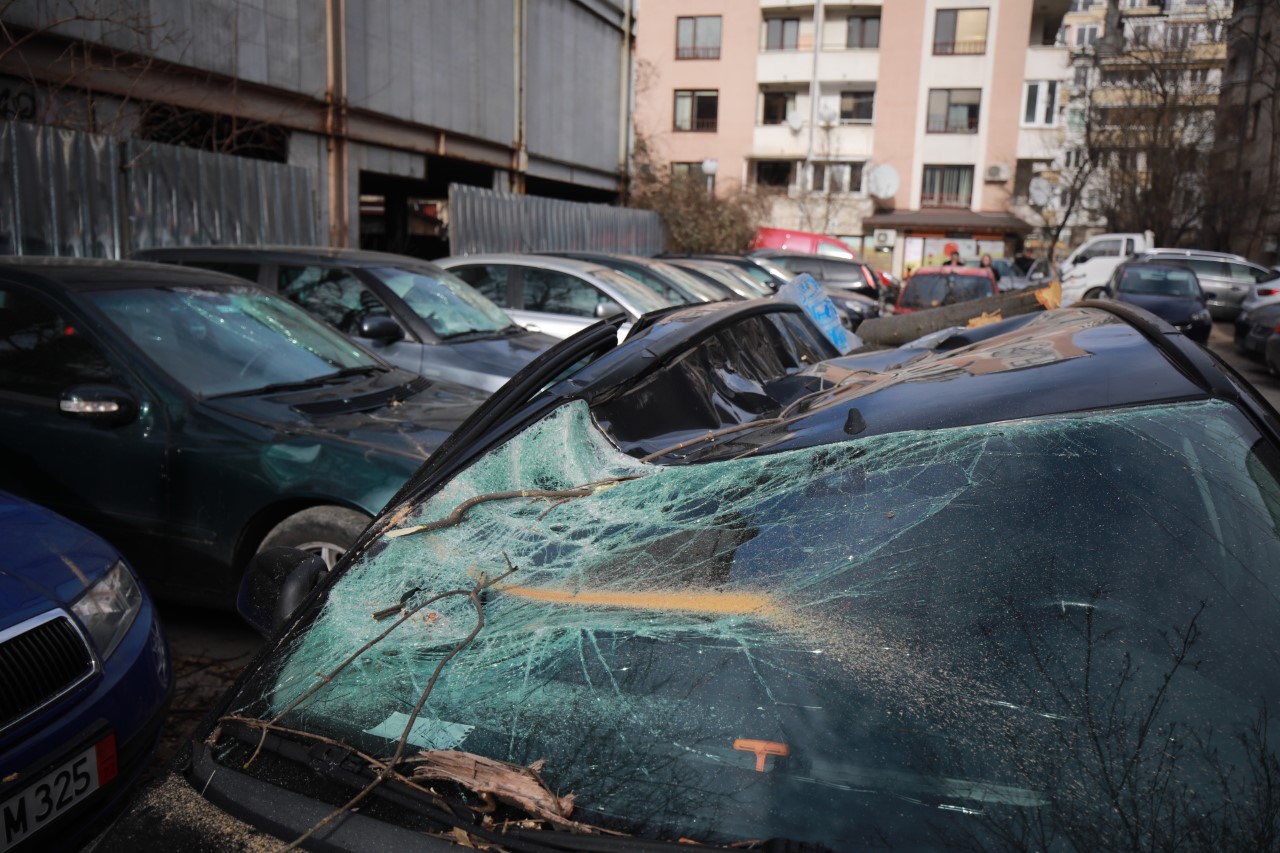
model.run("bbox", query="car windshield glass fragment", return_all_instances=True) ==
[87,287,379,397]
[901,273,993,308]
[367,266,514,337]
[226,397,1280,849]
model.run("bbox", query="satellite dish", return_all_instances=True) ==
[865,164,900,200]
[818,105,838,126]
[1029,177,1053,207]
[786,111,804,132]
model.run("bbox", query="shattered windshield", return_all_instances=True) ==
[223,398,1280,849]
[87,287,378,397]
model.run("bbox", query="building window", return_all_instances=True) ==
[921,165,974,207]
[1249,100,1262,140]
[1070,0,1094,10]
[674,89,718,132]
[934,9,988,55]
[672,161,715,191]
[840,89,875,122]
[676,16,721,60]
[765,17,800,51]
[927,89,981,133]
[756,160,795,188]
[1022,81,1059,127]
[1074,25,1099,47]
[1074,65,1091,88]
[1068,108,1086,131]
[761,91,797,125]
[846,15,880,48]
[810,161,865,193]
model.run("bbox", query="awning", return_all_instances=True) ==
[861,209,1034,234]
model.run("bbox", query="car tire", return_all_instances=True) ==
[1083,287,1105,300]
[257,506,372,570]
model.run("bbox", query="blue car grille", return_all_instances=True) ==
[0,615,94,731]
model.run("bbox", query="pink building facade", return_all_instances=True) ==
[633,1,1073,273]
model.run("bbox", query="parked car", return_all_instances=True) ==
[0,258,485,605]
[1234,302,1280,359]
[1059,231,1155,304]
[1136,249,1276,321]
[659,253,796,291]
[750,225,857,258]
[98,297,1280,851]
[134,246,557,395]
[895,266,997,313]
[750,249,888,300]
[962,257,1052,291]
[661,258,774,299]
[0,491,170,852]
[1232,270,1280,334]
[1100,260,1213,344]
[544,252,727,305]
[436,254,672,339]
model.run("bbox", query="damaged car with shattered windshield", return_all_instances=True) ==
[96,297,1280,851]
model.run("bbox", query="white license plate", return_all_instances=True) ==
[1,734,117,851]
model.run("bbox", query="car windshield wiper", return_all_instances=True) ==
[221,725,837,852]
[207,365,388,399]
[437,327,509,341]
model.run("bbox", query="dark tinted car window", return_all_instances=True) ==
[183,260,260,283]
[782,256,825,276]
[449,265,510,305]
[900,273,994,308]
[1169,258,1229,279]
[520,268,605,317]
[1118,266,1200,297]
[277,265,389,335]
[0,286,116,397]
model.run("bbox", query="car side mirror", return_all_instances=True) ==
[595,299,625,319]
[59,385,139,426]
[237,547,328,637]
[359,315,405,344]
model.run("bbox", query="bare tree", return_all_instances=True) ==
[1071,3,1228,247]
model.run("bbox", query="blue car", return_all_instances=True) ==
[1101,260,1213,343]
[0,491,171,852]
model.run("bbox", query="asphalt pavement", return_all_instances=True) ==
[1207,320,1280,411]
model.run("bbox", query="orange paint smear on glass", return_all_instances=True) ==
[501,586,775,615]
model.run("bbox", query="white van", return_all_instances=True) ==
[1060,231,1154,305]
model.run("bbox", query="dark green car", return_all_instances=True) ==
[0,258,485,606]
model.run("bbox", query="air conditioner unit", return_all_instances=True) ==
[873,228,897,247]
[984,163,1011,183]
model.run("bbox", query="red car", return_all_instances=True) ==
[896,266,998,313]
[750,227,858,259]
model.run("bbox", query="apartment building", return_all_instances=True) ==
[635,1,1073,273]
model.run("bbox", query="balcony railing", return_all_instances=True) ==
[926,116,979,133]
[676,45,721,60]
[933,39,987,55]
[920,192,973,208]
[676,117,719,132]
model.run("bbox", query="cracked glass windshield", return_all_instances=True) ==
[224,397,1280,849]
[367,266,515,338]
[87,287,379,397]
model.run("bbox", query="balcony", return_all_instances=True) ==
[933,39,987,55]
[1025,45,1070,79]
[816,49,879,81]
[753,124,808,158]
[758,49,816,83]
[927,115,979,133]
[921,193,973,208]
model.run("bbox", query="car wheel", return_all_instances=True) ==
[257,506,372,570]
[1083,287,1105,300]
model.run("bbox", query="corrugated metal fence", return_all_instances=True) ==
[0,120,317,258]
[449,184,663,257]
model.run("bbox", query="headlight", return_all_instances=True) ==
[1192,309,1212,323]
[72,561,143,659]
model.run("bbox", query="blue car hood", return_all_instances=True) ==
[0,493,116,627]
[1117,293,1204,325]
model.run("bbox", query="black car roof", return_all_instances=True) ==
[133,245,445,269]
[0,256,254,290]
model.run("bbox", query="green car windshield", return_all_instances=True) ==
[228,397,1280,849]
[366,266,515,338]
[88,287,379,397]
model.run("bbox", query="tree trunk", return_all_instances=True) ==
[858,287,1052,348]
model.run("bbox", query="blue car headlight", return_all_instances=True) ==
[72,561,143,659]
